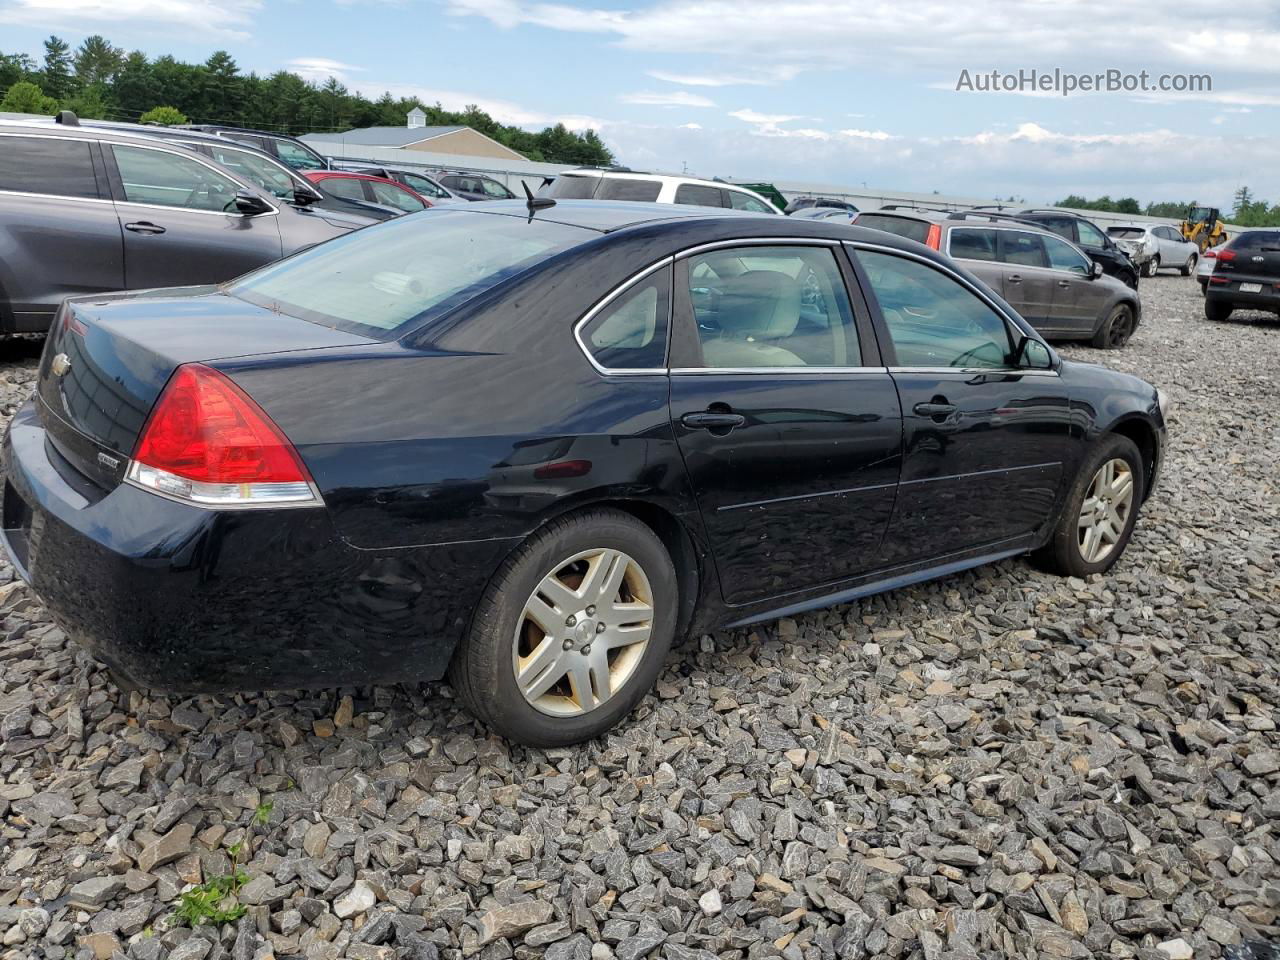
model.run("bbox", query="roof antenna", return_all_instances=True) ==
[55,110,80,126]
[523,181,556,213]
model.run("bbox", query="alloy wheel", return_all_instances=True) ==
[1108,310,1133,348]
[511,548,654,717]
[1077,458,1135,564]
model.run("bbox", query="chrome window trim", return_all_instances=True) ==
[943,225,1000,263]
[572,256,674,376]
[671,366,889,375]
[0,188,114,206]
[886,366,1060,378]
[109,141,279,217]
[678,236,840,258]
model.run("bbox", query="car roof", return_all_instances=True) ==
[307,170,395,183]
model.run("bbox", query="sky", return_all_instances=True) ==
[2,0,1279,207]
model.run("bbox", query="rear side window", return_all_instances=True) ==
[949,228,997,261]
[855,214,931,245]
[0,136,99,199]
[579,270,670,369]
[674,184,726,208]
[1001,231,1048,267]
[370,180,426,212]
[400,173,449,199]
[544,176,599,199]
[597,178,662,202]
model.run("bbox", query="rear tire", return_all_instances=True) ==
[1205,299,1233,322]
[1091,303,1135,349]
[448,508,677,747]
[1033,434,1144,578]
[1143,256,1160,278]
[1181,254,1197,276]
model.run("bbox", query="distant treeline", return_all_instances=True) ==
[1057,190,1280,228]
[0,35,615,166]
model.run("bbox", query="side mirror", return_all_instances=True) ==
[233,192,272,216]
[292,186,322,206]
[1091,261,1104,279]
[1014,336,1054,370]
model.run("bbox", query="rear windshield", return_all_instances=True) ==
[542,176,599,199]
[1107,227,1145,239]
[856,214,932,245]
[228,210,588,339]
[1229,230,1280,250]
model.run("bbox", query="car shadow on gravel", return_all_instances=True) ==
[0,334,46,363]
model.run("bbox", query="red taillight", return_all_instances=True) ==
[926,224,941,250]
[1209,276,1229,284]
[1203,249,1217,260]
[1217,250,1236,262]
[128,364,318,507]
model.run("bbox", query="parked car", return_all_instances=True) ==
[0,119,370,334]
[435,171,518,202]
[1015,210,1140,289]
[332,163,461,204]
[1196,244,1220,292]
[1106,224,1199,278]
[854,209,1141,348]
[1204,229,1280,321]
[178,124,329,172]
[538,168,781,213]
[302,171,430,216]
[1,200,1167,745]
[785,196,859,216]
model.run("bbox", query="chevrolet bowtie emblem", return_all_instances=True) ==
[51,353,71,377]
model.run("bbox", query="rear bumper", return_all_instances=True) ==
[2,399,514,692]
[1205,284,1280,312]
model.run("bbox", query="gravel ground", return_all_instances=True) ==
[0,275,1277,960]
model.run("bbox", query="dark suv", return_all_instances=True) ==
[0,118,369,333]
[1204,229,1280,322]
[1016,209,1140,289]
[178,125,329,172]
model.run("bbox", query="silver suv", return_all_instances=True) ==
[0,118,372,333]
[854,209,1142,349]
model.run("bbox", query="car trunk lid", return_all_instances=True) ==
[36,287,373,491]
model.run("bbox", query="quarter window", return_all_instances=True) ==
[674,184,726,208]
[949,228,998,261]
[857,250,1013,369]
[1043,235,1091,275]
[728,191,772,213]
[112,145,242,212]
[579,271,670,369]
[0,136,99,199]
[1001,231,1048,268]
[683,246,860,368]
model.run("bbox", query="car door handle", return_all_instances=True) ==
[1057,280,1070,287]
[913,402,957,418]
[681,412,746,430]
[1007,274,1022,283]
[124,221,166,235]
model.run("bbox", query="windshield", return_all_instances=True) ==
[228,210,589,339]
[1188,206,1214,223]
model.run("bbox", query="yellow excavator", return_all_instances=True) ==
[1180,205,1229,251]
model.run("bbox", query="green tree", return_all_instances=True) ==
[139,105,188,125]
[61,86,109,119]
[40,35,74,100]
[1,52,37,97]
[74,34,123,87]
[1114,197,1141,214]
[0,79,58,114]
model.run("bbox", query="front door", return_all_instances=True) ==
[107,143,283,290]
[997,230,1057,326]
[1042,234,1111,336]
[668,243,903,606]
[850,245,1072,563]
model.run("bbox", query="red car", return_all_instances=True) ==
[301,171,430,217]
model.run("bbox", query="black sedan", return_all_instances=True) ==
[1,201,1168,746]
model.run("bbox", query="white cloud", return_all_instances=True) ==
[0,0,258,36]
[647,66,802,87]
[620,90,716,107]
[680,122,702,129]
[839,128,894,141]
[729,108,801,126]
[286,58,365,84]
[360,82,607,131]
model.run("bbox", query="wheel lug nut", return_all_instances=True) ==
[586,605,596,615]
[566,615,576,626]
[581,644,591,655]
[562,639,573,650]
[596,622,606,633]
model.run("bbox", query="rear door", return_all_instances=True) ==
[849,244,1071,561]
[668,241,902,605]
[996,230,1056,325]
[945,226,1004,296]
[106,142,283,289]
[1042,234,1109,336]
[0,133,123,329]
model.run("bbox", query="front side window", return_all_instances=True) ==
[1043,235,1091,275]
[674,184,726,208]
[579,271,670,369]
[857,250,1012,369]
[401,173,449,199]
[112,145,242,212]
[1001,231,1048,267]
[0,136,99,199]
[229,209,587,339]
[597,178,662,202]
[1076,220,1107,247]
[274,139,326,171]
[370,180,426,212]
[948,228,998,261]
[206,145,298,199]
[683,246,860,368]
[728,191,771,213]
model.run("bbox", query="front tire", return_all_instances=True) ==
[1181,254,1197,276]
[1033,434,1144,577]
[449,508,677,747]
[1091,303,1135,349]
[1205,299,1233,322]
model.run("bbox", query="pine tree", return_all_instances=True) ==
[40,35,74,101]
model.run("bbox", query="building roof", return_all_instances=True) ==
[300,125,467,147]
